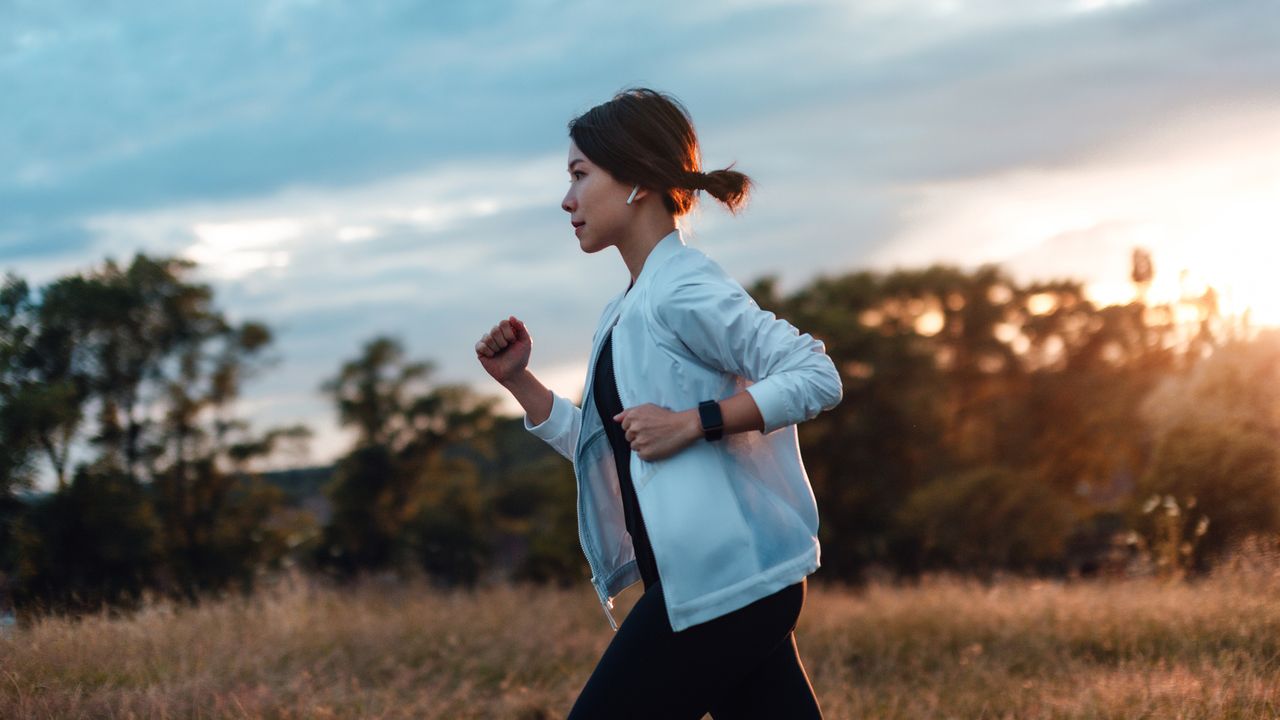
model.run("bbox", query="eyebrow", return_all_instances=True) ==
[568,159,585,170]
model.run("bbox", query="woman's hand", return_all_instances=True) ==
[613,404,702,461]
[475,316,531,386]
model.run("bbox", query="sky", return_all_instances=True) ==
[4,0,1278,488]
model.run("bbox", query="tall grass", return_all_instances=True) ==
[4,538,1280,719]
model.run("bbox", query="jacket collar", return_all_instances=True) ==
[613,227,686,303]
[599,227,687,330]
[635,227,686,289]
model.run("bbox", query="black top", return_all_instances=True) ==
[593,324,662,591]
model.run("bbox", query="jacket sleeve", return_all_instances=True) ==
[523,390,581,463]
[652,256,844,435]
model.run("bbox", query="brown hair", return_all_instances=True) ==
[567,87,753,216]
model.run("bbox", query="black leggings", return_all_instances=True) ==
[567,577,823,719]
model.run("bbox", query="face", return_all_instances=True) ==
[561,139,637,253]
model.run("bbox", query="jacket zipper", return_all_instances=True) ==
[576,311,624,631]
[574,429,617,630]
[609,318,658,574]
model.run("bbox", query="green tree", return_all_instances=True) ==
[0,272,40,503]
[476,412,586,588]
[1132,329,1280,568]
[1,255,309,612]
[896,465,1076,576]
[408,456,492,588]
[755,245,1225,580]
[10,461,159,617]
[317,336,498,582]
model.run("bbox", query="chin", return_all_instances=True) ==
[578,235,608,254]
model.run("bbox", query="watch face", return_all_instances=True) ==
[699,400,724,438]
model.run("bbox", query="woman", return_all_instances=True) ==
[474,87,841,719]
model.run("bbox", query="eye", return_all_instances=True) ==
[570,171,585,181]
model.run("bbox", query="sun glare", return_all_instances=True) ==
[875,106,1280,330]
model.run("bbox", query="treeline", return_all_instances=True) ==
[0,254,580,623]
[748,250,1279,581]
[2,248,1278,621]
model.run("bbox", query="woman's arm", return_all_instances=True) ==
[651,255,844,435]
[501,368,553,427]
[617,254,842,460]
[511,369,583,463]
[617,388,765,461]
[716,389,767,435]
[522,384,583,462]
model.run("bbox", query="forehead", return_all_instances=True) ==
[567,141,588,167]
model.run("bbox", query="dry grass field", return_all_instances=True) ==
[4,545,1280,719]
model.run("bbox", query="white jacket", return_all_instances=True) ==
[524,227,843,632]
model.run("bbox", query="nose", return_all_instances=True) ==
[561,187,575,214]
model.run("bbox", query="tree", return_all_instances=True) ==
[0,272,40,496]
[316,336,499,582]
[408,456,493,588]
[895,465,1076,576]
[1134,328,1280,568]
[10,461,159,618]
[1,255,310,612]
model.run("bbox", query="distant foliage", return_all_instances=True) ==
[314,336,501,587]
[896,465,1076,575]
[1133,329,1280,571]
[1135,424,1280,569]
[759,250,1252,582]
[2,245,1273,619]
[10,462,158,614]
[408,456,493,588]
[0,255,313,618]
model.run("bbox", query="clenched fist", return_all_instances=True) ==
[614,404,702,461]
[475,316,532,385]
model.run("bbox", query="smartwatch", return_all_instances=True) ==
[698,399,724,442]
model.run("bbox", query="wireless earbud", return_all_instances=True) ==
[626,185,640,205]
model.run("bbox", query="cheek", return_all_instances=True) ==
[588,181,622,216]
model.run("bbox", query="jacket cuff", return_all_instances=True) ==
[524,391,574,443]
[746,378,794,435]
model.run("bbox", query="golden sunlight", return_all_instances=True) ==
[873,105,1280,329]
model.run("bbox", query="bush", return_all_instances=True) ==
[11,463,159,616]
[896,465,1076,574]
[1133,421,1280,568]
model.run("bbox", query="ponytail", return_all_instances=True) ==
[689,165,752,215]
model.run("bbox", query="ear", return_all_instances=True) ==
[626,185,643,205]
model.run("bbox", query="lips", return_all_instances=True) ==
[572,220,585,228]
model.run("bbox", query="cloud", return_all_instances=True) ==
[5,0,1278,490]
[28,151,615,477]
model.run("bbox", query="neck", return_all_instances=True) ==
[617,211,677,286]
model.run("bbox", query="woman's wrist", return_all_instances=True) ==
[499,367,533,390]
[690,392,765,443]
[501,368,552,427]
[682,408,704,446]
